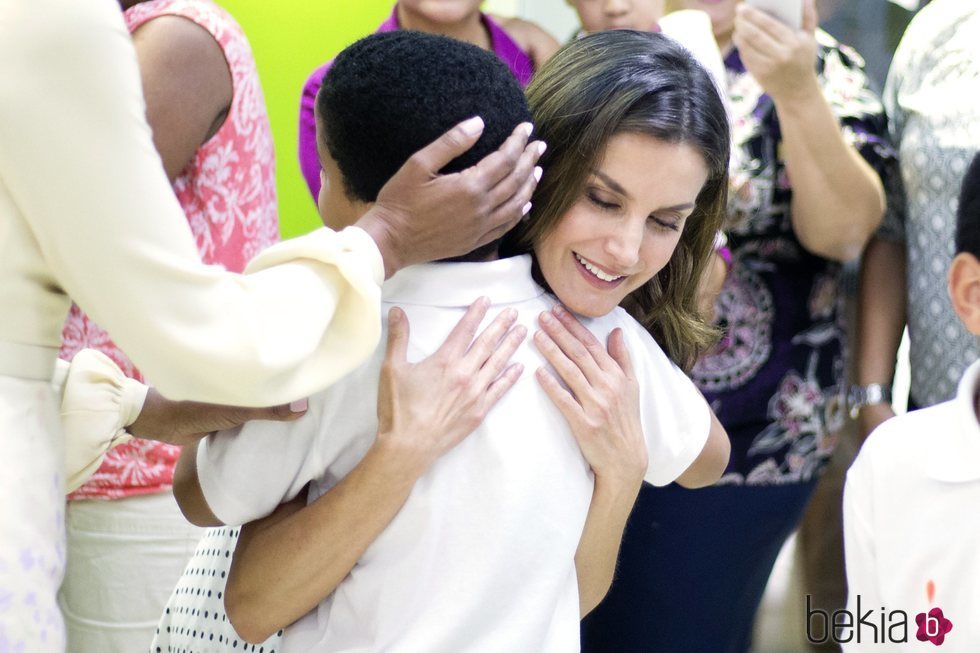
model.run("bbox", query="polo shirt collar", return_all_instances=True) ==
[926,359,980,483]
[382,254,546,307]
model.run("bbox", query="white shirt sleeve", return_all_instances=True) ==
[620,318,711,486]
[0,0,381,406]
[196,402,328,526]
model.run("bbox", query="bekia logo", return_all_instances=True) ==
[806,592,954,646]
[915,607,953,646]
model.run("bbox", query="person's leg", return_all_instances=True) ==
[582,480,817,653]
[58,491,204,653]
[0,376,66,652]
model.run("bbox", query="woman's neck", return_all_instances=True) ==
[396,4,492,51]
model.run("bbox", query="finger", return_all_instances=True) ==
[437,297,491,359]
[463,307,520,371]
[734,8,789,55]
[731,30,778,70]
[475,323,527,388]
[257,402,308,423]
[467,122,534,192]
[407,116,487,178]
[484,139,545,217]
[550,305,617,374]
[534,367,586,427]
[538,311,604,387]
[385,307,410,365]
[473,170,537,248]
[481,362,525,413]
[607,328,636,380]
[533,329,593,402]
[802,0,818,33]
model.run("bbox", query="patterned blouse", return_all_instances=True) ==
[60,0,279,500]
[691,30,896,486]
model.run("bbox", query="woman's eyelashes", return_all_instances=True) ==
[649,214,681,231]
[586,190,619,211]
[587,186,684,232]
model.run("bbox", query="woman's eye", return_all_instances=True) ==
[587,192,619,210]
[649,215,681,231]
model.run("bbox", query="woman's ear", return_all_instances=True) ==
[948,252,980,336]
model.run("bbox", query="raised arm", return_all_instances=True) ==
[1,0,542,407]
[733,0,885,262]
[493,15,561,70]
[218,302,527,643]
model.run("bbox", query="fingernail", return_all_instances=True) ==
[290,398,308,413]
[533,166,543,183]
[514,325,527,338]
[522,201,533,216]
[540,311,554,325]
[520,122,533,138]
[537,141,547,155]
[552,304,566,316]
[461,116,484,136]
[505,307,518,320]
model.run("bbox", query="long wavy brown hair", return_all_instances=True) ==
[504,30,730,371]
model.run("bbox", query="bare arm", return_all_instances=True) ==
[532,307,646,616]
[733,0,885,262]
[493,15,560,70]
[696,250,728,322]
[131,15,233,182]
[674,410,730,488]
[222,301,527,643]
[855,238,906,438]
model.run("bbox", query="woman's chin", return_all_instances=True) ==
[557,297,615,319]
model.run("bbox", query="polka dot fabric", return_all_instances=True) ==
[149,528,282,653]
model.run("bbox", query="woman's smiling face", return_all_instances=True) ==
[534,131,709,318]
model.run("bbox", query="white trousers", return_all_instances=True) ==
[0,374,66,652]
[58,491,204,653]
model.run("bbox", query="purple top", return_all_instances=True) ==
[298,4,535,200]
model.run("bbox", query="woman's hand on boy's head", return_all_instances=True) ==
[358,119,544,278]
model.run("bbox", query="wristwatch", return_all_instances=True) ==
[848,383,892,419]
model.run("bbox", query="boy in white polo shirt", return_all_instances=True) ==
[173,30,729,652]
[842,152,980,652]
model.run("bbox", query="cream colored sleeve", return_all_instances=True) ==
[0,0,382,407]
[52,350,147,493]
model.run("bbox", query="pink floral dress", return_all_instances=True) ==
[59,0,279,501]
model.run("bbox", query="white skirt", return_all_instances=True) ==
[0,374,67,651]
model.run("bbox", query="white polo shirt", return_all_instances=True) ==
[843,359,980,652]
[198,255,711,652]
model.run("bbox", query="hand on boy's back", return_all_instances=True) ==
[357,118,545,279]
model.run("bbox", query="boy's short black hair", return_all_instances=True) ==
[318,30,531,205]
[956,151,980,258]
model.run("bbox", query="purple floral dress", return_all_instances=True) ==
[694,34,895,485]
[582,31,897,653]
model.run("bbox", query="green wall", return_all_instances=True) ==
[216,1,393,238]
